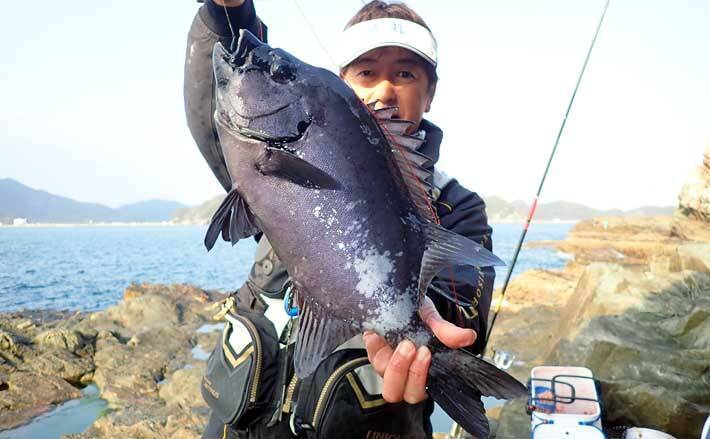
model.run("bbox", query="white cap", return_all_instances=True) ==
[336,18,438,70]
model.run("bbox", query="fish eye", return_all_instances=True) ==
[270,60,296,83]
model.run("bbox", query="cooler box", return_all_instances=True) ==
[528,366,604,438]
[533,424,605,438]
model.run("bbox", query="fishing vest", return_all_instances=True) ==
[200,235,435,439]
[199,163,486,439]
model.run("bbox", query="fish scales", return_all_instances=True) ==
[204,30,527,437]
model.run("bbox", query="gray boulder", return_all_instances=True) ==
[546,264,710,438]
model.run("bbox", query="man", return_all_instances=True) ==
[184,1,495,437]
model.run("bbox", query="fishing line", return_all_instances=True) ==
[221,2,238,52]
[481,0,611,358]
[292,0,339,70]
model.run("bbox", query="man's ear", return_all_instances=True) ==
[424,81,437,113]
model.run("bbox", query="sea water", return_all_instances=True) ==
[0,222,573,436]
[0,223,572,312]
[0,384,107,439]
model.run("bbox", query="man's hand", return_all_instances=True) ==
[363,296,477,404]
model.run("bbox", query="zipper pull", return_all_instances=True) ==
[267,318,295,427]
[208,296,236,321]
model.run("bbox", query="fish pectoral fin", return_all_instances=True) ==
[255,147,341,190]
[418,223,505,296]
[205,189,239,250]
[293,297,360,378]
[204,188,261,251]
[229,194,260,245]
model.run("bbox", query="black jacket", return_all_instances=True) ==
[184,0,495,355]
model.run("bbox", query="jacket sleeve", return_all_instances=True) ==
[427,179,496,356]
[183,0,267,191]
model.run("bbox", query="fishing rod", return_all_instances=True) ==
[481,0,611,359]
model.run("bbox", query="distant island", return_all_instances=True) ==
[173,194,674,224]
[0,178,186,224]
[1,177,674,225]
[483,195,674,222]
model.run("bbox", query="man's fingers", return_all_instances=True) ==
[419,296,477,349]
[364,331,393,376]
[363,331,388,364]
[382,340,416,403]
[402,346,431,404]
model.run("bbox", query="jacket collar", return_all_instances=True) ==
[418,119,443,166]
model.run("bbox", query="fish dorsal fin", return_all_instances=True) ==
[380,119,413,135]
[293,296,360,378]
[373,106,398,120]
[204,188,261,250]
[370,105,436,222]
[418,223,505,297]
[392,134,426,151]
[380,132,437,222]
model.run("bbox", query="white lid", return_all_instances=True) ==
[336,18,438,69]
[624,428,677,439]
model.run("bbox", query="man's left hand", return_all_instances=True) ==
[362,296,477,404]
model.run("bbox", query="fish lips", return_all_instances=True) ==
[216,100,312,146]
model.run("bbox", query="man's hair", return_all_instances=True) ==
[345,1,431,31]
[344,1,438,84]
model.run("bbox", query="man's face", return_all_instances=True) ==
[341,46,436,134]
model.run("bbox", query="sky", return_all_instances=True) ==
[0,0,708,210]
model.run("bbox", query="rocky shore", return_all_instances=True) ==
[3,217,706,439]
[1,147,708,438]
[0,284,227,438]
[487,215,709,438]
[487,145,710,439]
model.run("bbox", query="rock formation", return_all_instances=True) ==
[489,141,710,438]
[489,216,710,439]
[678,143,710,222]
[0,284,226,438]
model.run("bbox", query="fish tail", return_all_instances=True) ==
[428,349,528,438]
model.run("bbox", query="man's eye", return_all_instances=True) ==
[397,71,415,79]
[358,70,374,77]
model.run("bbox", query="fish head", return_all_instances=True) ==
[213,30,361,151]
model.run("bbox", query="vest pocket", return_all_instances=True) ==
[292,349,429,439]
[201,309,280,429]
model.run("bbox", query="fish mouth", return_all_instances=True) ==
[233,101,294,121]
[216,110,312,146]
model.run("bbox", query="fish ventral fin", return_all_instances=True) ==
[293,297,360,378]
[204,187,261,251]
[255,147,341,190]
[418,224,505,297]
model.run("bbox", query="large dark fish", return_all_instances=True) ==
[205,29,527,436]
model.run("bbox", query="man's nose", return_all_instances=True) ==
[370,80,397,109]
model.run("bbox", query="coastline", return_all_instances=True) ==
[0,219,579,228]
[0,221,203,228]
